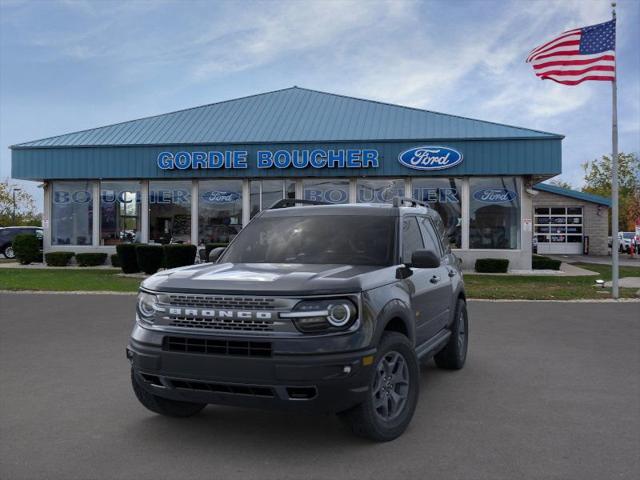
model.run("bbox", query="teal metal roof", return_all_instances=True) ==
[12,87,562,148]
[534,183,611,207]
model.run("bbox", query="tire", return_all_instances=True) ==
[3,245,15,259]
[434,298,468,370]
[131,369,206,417]
[338,332,419,442]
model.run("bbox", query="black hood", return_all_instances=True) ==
[142,262,397,296]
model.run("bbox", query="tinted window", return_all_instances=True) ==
[419,217,442,257]
[221,215,396,266]
[401,217,424,264]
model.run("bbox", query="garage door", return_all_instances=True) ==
[535,207,583,254]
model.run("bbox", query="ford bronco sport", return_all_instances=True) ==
[127,197,468,441]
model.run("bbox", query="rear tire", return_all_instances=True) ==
[131,369,206,417]
[434,298,468,370]
[338,332,419,442]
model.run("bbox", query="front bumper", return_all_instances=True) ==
[128,325,376,414]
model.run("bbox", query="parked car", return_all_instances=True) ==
[127,197,468,441]
[619,232,635,252]
[0,226,43,259]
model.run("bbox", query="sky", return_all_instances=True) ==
[1,0,639,211]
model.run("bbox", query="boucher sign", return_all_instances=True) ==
[157,149,380,170]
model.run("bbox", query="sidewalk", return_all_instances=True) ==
[464,262,598,276]
[547,254,640,267]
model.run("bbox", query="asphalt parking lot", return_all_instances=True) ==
[1,294,638,480]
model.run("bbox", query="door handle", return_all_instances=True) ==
[430,275,440,284]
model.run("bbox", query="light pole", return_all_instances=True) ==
[12,187,22,224]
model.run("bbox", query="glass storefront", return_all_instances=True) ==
[149,181,192,244]
[303,179,349,204]
[469,177,520,249]
[412,177,462,248]
[356,179,405,203]
[51,181,93,245]
[250,180,285,218]
[198,179,243,244]
[100,181,141,245]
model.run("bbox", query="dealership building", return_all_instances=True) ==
[10,87,611,269]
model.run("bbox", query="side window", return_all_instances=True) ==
[402,217,424,264]
[419,217,443,257]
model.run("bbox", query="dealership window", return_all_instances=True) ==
[356,179,405,203]
[250,180,285,218]
[469,177,520,249]
[149,181,191,244]
[303,179,349,204]
[100,181,141,245]
[198,180,243,244]
[51,181,93,245]
[412,177,462,248]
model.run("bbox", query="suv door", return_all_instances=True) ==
[400,216,443,345]
[418,216,454,332]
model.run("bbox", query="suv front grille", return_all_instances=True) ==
[168,316,274,332]
[163,336,272,357]
[168,295,277,310]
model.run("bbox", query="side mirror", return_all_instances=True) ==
[409,249,440,269]
[208,247,226,263]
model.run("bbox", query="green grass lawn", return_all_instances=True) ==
[464,262,640,300]
[0,268,141,292]
[0,262,638,299]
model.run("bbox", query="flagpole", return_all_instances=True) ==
[611,1,619,298]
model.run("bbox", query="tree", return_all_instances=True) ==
[582,152,640,231]
[547,177,573,190]
[0,180,41,227]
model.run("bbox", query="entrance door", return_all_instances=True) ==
[535,207,583,254]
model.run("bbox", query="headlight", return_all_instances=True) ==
[137,291,158,323]
[281,298,357,333]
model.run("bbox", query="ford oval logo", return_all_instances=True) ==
[398,146,463,171]
[200,191,240,203]
[473,188,518,203]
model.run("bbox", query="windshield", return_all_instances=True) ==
[220,215,396,266]
[622,232,635,239]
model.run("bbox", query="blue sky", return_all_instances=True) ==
[1,0,638,210]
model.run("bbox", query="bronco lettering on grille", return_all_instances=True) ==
[168,308,273,320]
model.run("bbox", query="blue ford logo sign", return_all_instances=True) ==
[398,146,463,171]
[473,188,518,203]
[201,191,240,203]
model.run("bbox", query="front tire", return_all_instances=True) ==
[434,298,468,370]
[3,245,15,259]
[338,332,419,442]
[131,369,206,417]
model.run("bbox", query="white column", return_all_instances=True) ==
[43,182,52,251]
[461,178,470,250]
[520,177,533,269]
[295,179,303,199]
[191,180,199,245]
[349,178,357,203]
[405,177,412,198]
[140,180,149,243]
[92,181,100,247]
[242,179,250,226]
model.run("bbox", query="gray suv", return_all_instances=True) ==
[127,197,468,441]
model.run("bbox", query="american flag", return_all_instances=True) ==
[526,19,616,85]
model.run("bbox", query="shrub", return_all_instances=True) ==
[110,254,121,268]
[13,234,41,265]
[205,243,228,258]
[532,255,562,270]
[163,244,197,269]
[475,258,509,273]
[75,252,108,267]
[135,245,164,274]
[116,244,139,273]
[45,252,75,267]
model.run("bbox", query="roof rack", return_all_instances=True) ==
[268,198,329,210]
[391,196,430,208]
